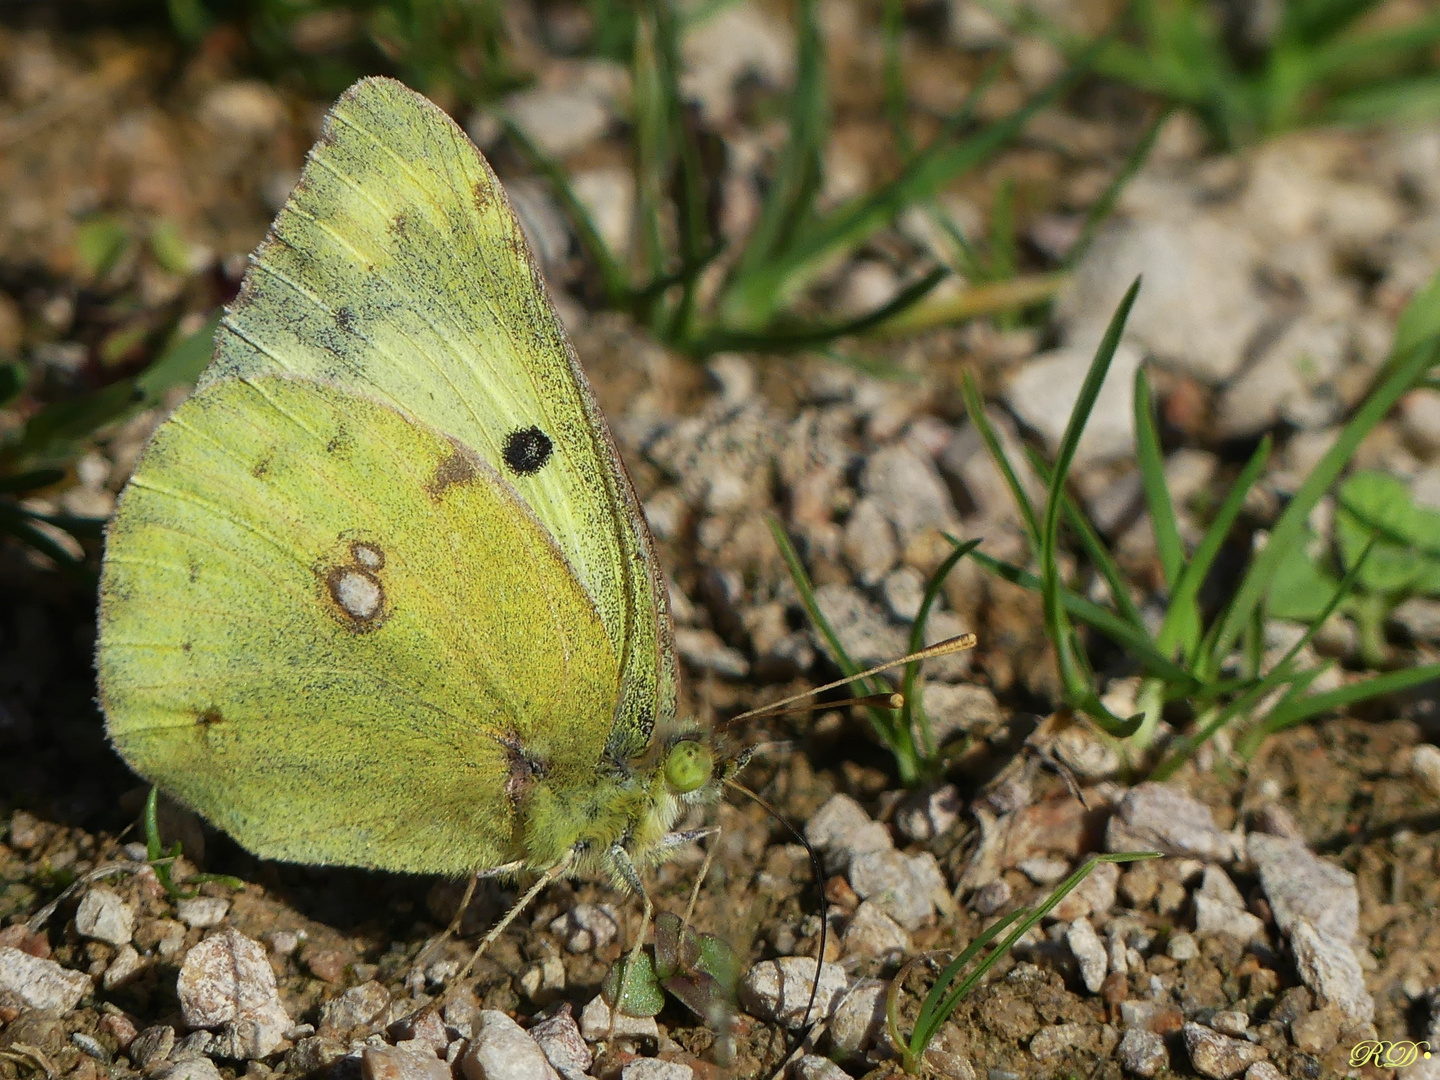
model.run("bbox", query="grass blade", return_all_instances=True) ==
[961,374,1041,550]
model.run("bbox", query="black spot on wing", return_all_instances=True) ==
[336,306,358,333]
[502,427,553,476]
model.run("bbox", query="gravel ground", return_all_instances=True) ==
[5,5,1440,1079]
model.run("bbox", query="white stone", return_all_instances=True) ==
[460,1011,559,1080]
[1066,917,1108,993]
[0,946,91,1012]
[1003,342,1143,465]
[176,897,230,929]
[75,887,135,946]
[176,929,291,1058]
[738,957,848,1029]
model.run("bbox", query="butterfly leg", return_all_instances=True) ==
[417,859,528,981]
[449,850,575,990]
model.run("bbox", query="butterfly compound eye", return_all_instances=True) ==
[664,740,713,794]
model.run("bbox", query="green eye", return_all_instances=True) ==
[664,740,713,794]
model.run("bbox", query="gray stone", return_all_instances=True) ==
[501,86,613,158]
[1018,857,1069,885]
[971,879,1011,915]
[841,498,898,585]
[620,1060,691,1080]
[789,1055,851,1080]
[804,793,893,877]
[1066,918,1107,993]
[1182,1022,1267,1078]
[672,626,749,679]
[1030,1023,1085,1058]
[1059,215,1266,384]
[1215,318,1349,437]
[76,887,136,947]
[1289,919,1374,1024]
[859,444,959,541]
[738,957,848,1029]
[0,945,91,1012]
[1394,598,1440,644]
[1167,932,1198,961]
[842,901,910,960]
[826,978,888,1056]
[849,849,943,931]
[103,943,143,990]
[461,1011,559,1080]
[680,1,794,123]
[1195,897,1266,942]
[1116,1027,1168,1077]
[811,584,907,669]
[130,1026,177,1068]
[1052,860,1120,921]
[1248,833,1358,943]
[1244,1064,1283,1080]
[894,784,962,842]
[1414,743,1440,798]
[549,903,620,954]
[1107,782,1236,862]
[920,682,1002,745]
[155,1060,224,1080]
[319,980,389,1033]
[528,1005,591,1080]
[571,167,634,259]
[362,1043,452,1080]
[176,897,230,930]
[881,565,927,622]
[577,994,659,1043]
[176,929,291,1058]
[1210,1011,1248,1036]
[1004,342,1143,465]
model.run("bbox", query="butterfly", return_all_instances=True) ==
[96,77,721,917]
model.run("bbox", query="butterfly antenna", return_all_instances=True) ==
[717,633,977,733]
[723,777,829,1062]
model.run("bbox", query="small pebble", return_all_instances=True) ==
[1107,783,1236,863]
[1117,1028,1168,1077]
[790,1056,851,1080]
[549,904,619,953]
[739,957,848,1029]
[319,981,390,1033]
[1166,932,1198,961]
[75,888,136,947]
[103,944,143,990]
[519,955,567,1000]
[71,1031,110,1062]
[0,945,92,1012]
[176,897,231,929]
[826,979,887,1056]
[804,794,893,875]
[460,1010,559,1080]
[1289,920,1374,1024]
[129,1026,176,1068]
[1030,1023,1085,1058]
[1018,857,1069,885]
[842,901,910,959]
[1289,1006,1341,1054]
[528,1005,591,1080]
[578,995,660,1043]
[620,1060,692,1080]
[1210,1010,1248,1036]
[1052,860,1120,921]
[362,1043,451,1080]
[848,849,943,930]
[1067,918,1108,993]
[1183,1022,1267,1078]
[971,879,1011,915]
[155,1060,223,1080]
[894,785,962,842]
[176,928,291,1058]
[1244,1063,1283,1080]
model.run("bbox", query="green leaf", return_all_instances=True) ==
[75,216,131,279]
[1335,470,1440,595]
[1266,533,1341,622]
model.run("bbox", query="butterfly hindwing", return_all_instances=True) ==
[207,76,675,760]
[98,375,621,874]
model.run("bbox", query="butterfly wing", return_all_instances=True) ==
[98,375,621,874]
[206,76,675,761]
